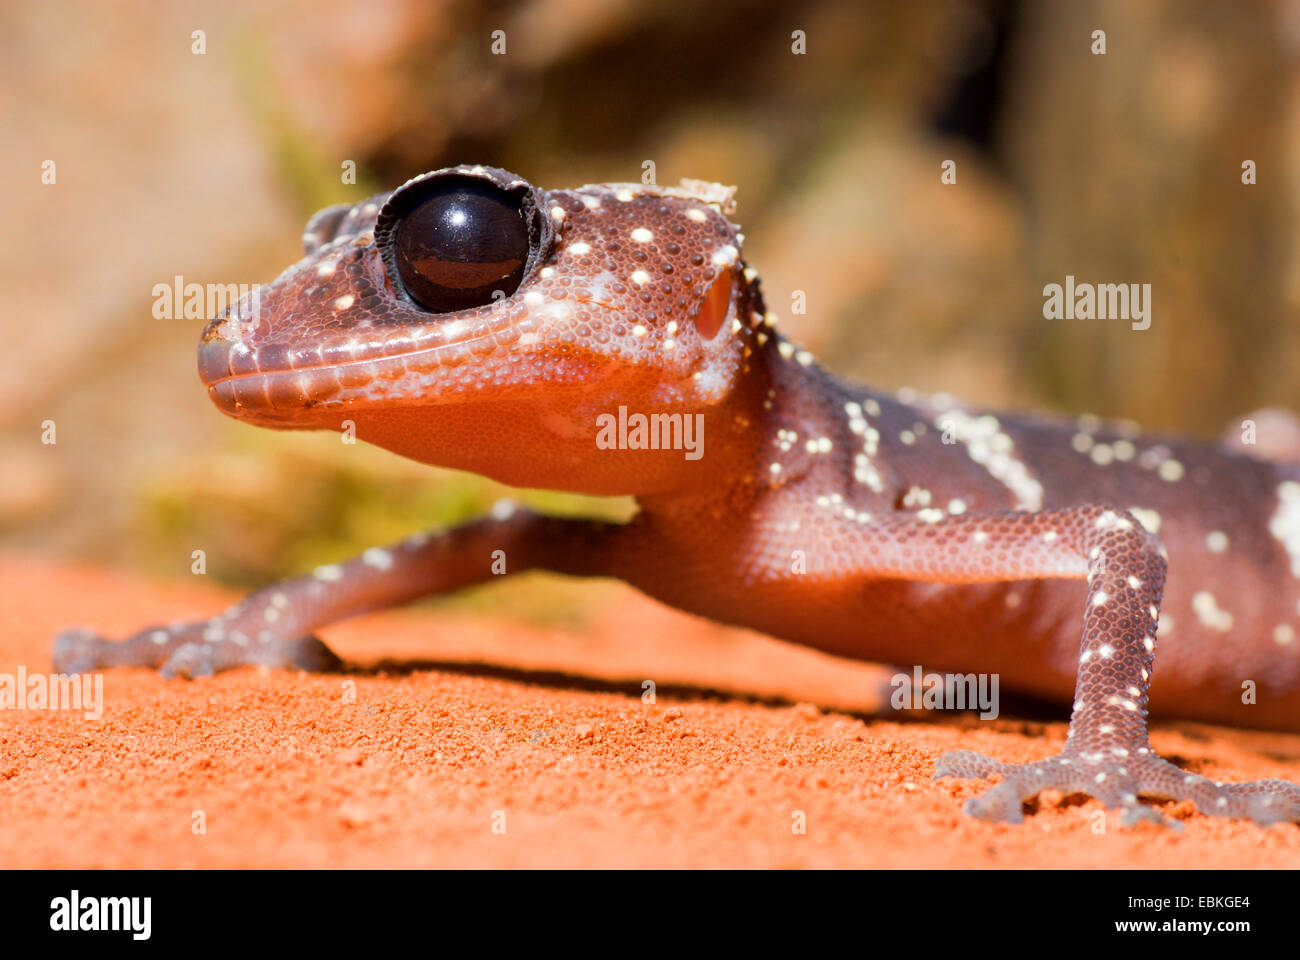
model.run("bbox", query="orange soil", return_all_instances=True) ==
[1,554,1298,868]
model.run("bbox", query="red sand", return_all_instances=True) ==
[1,554,1298,868]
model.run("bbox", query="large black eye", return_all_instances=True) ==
[393,181,530,313]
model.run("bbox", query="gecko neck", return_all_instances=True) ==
[635,334,878,521]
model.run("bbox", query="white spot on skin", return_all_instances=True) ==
[631,269,651,285]
[333,295,354,311]
[1158,459,1185,482]
[938,410,1043,510]
[902,487,931,508]
[316,261,336,278]
[1192,591,1234,633]
[1092,591,1109,608]
[632,325,648,337]
[314,564,344,582]
[551,206,566,221]
[362,548,393,571]
[630,227,653,243]
[685,208,707,222]
[1129,507,1162,534]
[568,242,591,256]
[1205,530,1228,553]
[1268,481,1300,578]
[1275,624,1296,646]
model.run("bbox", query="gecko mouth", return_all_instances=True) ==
[198,289,626,423]
[199,321,510,421]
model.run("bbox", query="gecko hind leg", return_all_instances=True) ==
[934,747,1300,827]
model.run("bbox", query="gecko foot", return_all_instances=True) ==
[934,748,1300,828]
[53,622,343,678]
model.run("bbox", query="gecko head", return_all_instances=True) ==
[199,165,768,493]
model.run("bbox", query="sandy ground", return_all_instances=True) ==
[1,554,1298,868]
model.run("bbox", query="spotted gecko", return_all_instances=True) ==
[56,165,1300,827]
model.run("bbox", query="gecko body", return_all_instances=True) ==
[56,166,1300,826]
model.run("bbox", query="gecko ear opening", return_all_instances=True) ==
[695,268,732,341]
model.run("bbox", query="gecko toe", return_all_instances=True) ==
[937,749,1091,824]
[934,749,1013,782]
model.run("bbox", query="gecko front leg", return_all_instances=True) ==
[824,503,1300,827]
[53,504,618,678]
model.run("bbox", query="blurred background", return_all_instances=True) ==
[4,0,1300,616]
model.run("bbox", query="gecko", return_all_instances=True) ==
[54,164,1300,827]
